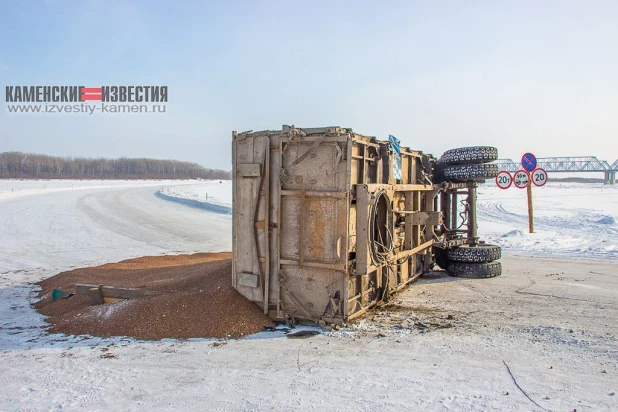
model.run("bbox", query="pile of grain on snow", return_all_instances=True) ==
[35,253,274,340]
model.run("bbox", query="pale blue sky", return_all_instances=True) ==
[1,0,617,169]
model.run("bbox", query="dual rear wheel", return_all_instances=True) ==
[436,145,502,278]
[435,244,502,278]
[446,244,502,278]
[437,146,499,183]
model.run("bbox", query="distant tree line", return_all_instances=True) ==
[0,152,231,180]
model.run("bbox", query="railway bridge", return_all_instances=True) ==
[494,156,617,184]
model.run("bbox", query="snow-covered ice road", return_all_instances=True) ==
[0,181,231,284]
[1,180,617,411]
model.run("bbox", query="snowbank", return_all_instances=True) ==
[158,180,232,214]
[478,182,618,260]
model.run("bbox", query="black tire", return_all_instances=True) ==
[434,247,449,270]
[443,163,498,182]
[447,244,501,263]
[448,261,502,279]
[441,146,498,165]
[435,160,447,183]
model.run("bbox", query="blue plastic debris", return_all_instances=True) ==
[52,289,73,301]
[389,134,402,180]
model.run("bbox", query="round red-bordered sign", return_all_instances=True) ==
[513,170,530,188]
[531,167,548,187]
[495,171,513,189]
[521,152,537,172]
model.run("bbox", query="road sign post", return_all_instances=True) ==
[520,153,538,233]
[496,153,547,234]
[526,173,534,233]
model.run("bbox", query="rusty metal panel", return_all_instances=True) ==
[281,142,347,191]
[304,197,345,262]
[279,266,345,320]
[280,195,347,264]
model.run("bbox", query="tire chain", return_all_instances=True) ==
[448,261,502,279]
[447,244,501,263]
[443,163,498,182]
[441,146,498,166]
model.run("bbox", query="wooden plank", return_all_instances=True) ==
[100,286,155,299]
[424,190,435,243]
[345,138,353,190]
[297,126,340,135]
[237,163,261,177]
[75,283,101,295]
[271,141,283,319]
[262,139,271,314]
[299,191,306,267]
[400,258,409,283]
[361,144,368,184]
[76,284,155,299]
[280,258,346,271]
[234,135,263,303]
[252,137,266,281]
[87,287,103,305]
[355,186,370,274]
[392,240,433,262]
[232,133,237,289]
[360,240,434,275]
[401,153,410,184]
[404,191,413,249]
[399,211,442,225]
[235,134,255,296]
[362,183,435,192]
[281,190,345,198]
[341,176,351,319]
[414,192,421,246]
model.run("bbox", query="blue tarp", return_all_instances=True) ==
[389,134,402,180]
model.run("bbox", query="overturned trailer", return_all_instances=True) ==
[232,126,500,325]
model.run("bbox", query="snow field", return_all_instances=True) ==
[0,179,616,410]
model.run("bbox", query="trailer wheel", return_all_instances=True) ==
[447,244,501,263]
[441,146,498,165]
[434,247,449,270]
[448,261,502,279]
[435,160,447,183]
[443,163,498,182]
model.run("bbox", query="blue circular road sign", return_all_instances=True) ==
[521,152,537,172]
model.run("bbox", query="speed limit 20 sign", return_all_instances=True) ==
[531,167,547,187]
[496,171,512,189]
